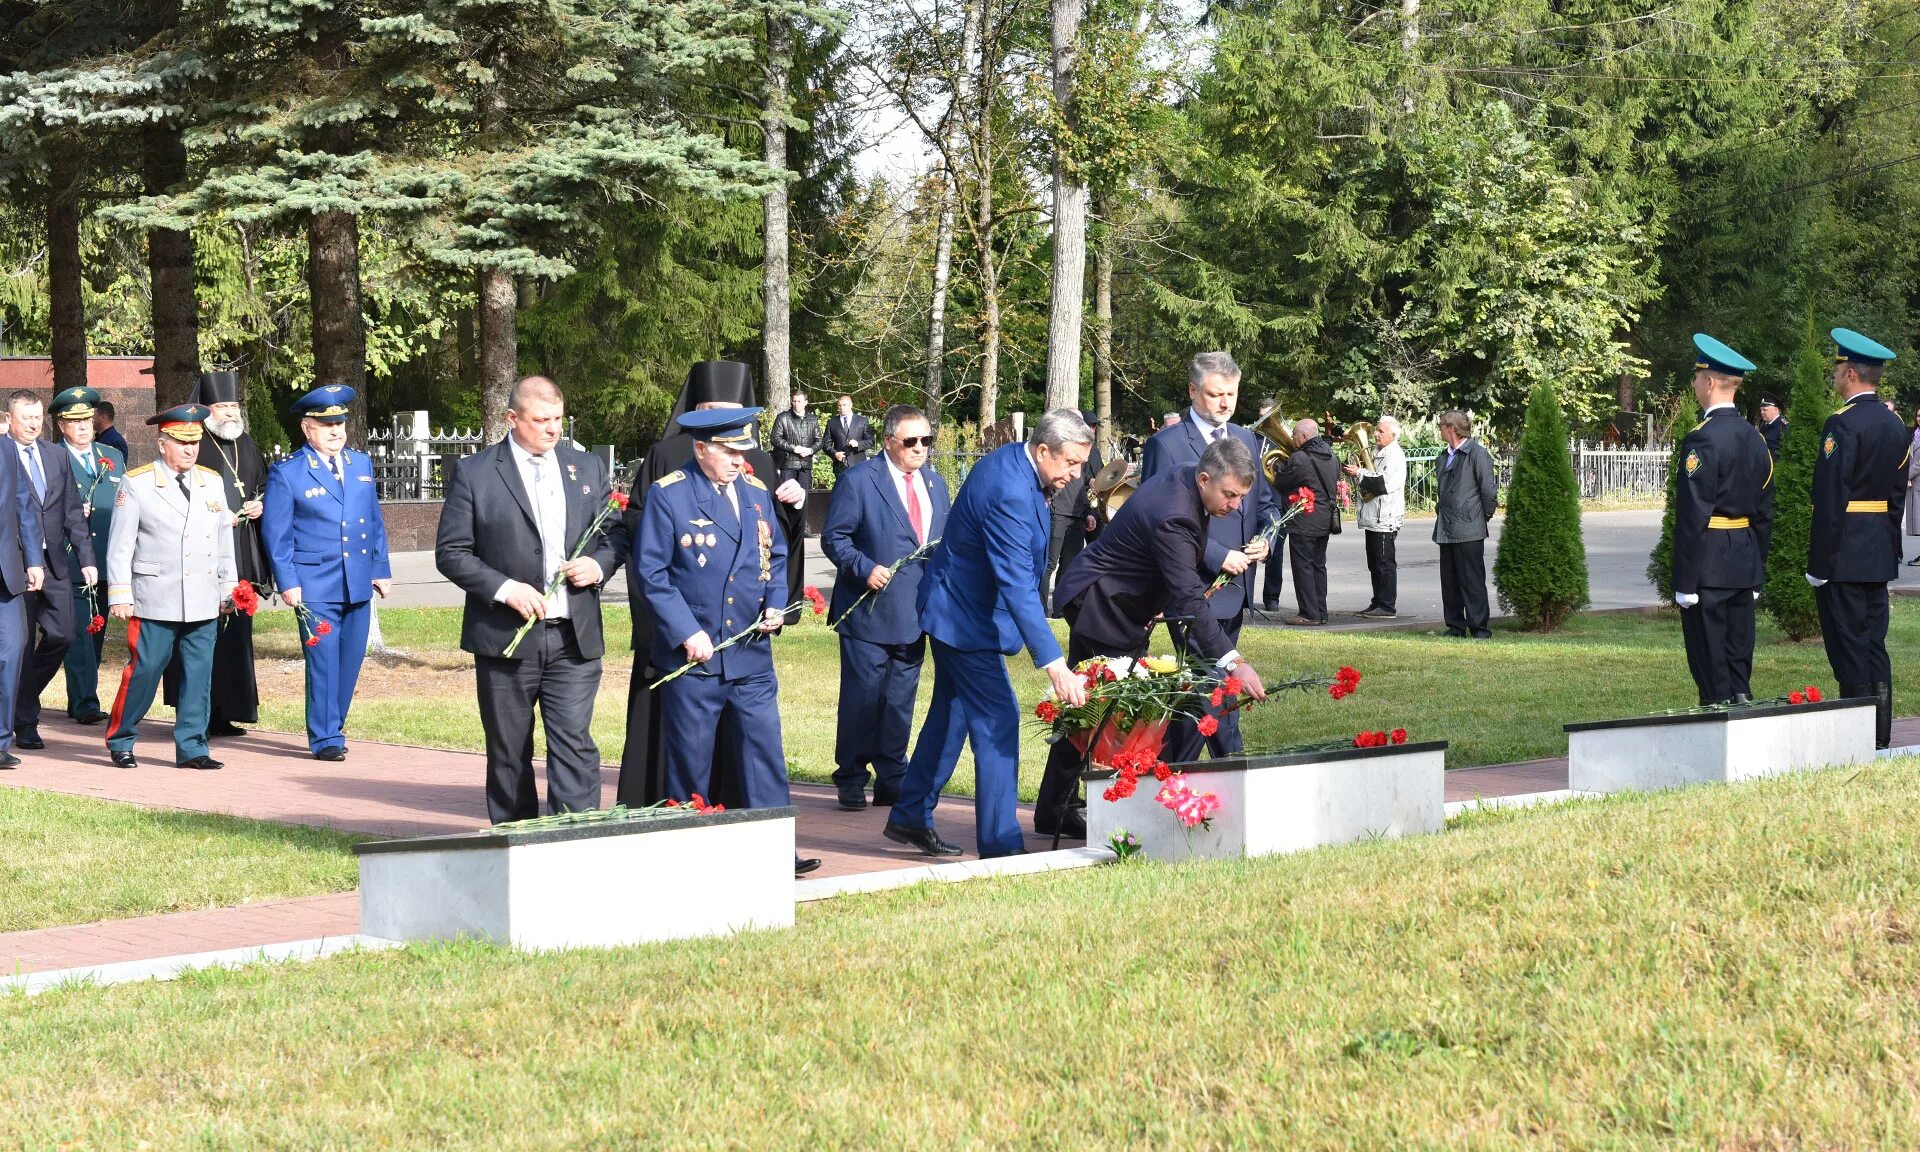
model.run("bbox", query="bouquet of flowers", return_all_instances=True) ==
[649,586,829,688]
[1210,486,1317,597]
[834,537,941,625]
[504,487,631,657]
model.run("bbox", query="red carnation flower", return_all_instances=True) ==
[1353,731,1371,748]
[1152,760,1172,781]
[1337,666,1361,689]
[664,799,681,807]
[1805,685,1823,702]
[314,620,333,637]
[1390,728,1408,745]
[1222,676,1242,697]
[1329,684,1348,700]
[305,636,319,648]
[1035,700,1060,723]
[611,491,630,510]
[230,580,260,616]
[1098,665,1117,683]
[101,458,114,472]
[1208,687,1225,708]
[88,614,105,635]
[742,462,755,476]
[1789,690,1805,705]
[1196,714,1219,738]
[804,585,827,615]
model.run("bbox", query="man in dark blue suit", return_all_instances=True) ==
[884,410,1093,858]
[1139,351,1276,762]
[0,402,44,768]
[821,404,950,811]
[1043,438,1274,830]
[7,390,94,750]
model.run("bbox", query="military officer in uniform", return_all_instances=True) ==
[103,404,236,769]
[52,387,123,724]
[1807,327,1908,749]
[634,407,819,876]
[1672,335,1775,707]
[1758,393,1787,459]
[261,385,393,761]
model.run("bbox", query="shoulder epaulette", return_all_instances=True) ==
[654,470,685,488]
[1690,419,1709,434]
[742,473,767,490]
[195,465,218,475]
[126,463,154,478]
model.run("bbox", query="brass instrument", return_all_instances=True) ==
[1250,409,1294,483]
[1088,456,1137,518]
[1341,421,1379,475]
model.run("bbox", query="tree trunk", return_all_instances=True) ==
[1042,0,1088,413]
[1400,0,1420,113]
[308,210,368,445]
[47,159,86,394]
[143,124,198,412]
[761,15,794,411]
[477,267,517,443]
[1092,195,1113,443]
[974,27,1001,430]
[925,0,982,426]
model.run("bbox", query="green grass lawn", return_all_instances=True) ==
[0,790,361,933]
[235,600,1920,795]
[8,761,1920,1146]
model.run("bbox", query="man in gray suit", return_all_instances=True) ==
[1434,409,1498,638]
[435,375,626,824]
[104,404,236,770]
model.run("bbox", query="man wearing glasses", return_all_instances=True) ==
[820,406,950,811]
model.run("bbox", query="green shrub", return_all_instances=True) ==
[1646,388,1700,601]
[1763,320,1829,640]
[1494,382,1590,630]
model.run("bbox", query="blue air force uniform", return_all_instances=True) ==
[51,388,125,722]
[1808,328,1908,748]
[634,408,793,811]
[261,386,392,757]
[1673,336,1775,706]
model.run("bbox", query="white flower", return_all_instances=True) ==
[1107,656,1135,680]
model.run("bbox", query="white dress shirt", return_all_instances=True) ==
[885,456,928,544]
[495,438,570,619]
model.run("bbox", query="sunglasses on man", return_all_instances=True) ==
[893,434,936,448]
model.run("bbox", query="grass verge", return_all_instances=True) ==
[0,789,362,933]
[8,760,1920,1146]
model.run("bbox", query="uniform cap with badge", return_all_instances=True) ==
[1692,333,1756,378]
[148,403,212,442]
[292,384,357,423]
[677,405,764,449]
[52,386,101,422]
[1832,328,1897,367]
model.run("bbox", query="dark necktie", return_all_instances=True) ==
[176,472,191,501]
[329,455,343,483]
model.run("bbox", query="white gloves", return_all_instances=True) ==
[1805,573,1828,588]
[1675,593,1699,609]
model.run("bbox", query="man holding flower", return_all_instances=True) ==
[435,376,625,825]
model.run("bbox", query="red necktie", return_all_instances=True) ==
[905,475,925,544]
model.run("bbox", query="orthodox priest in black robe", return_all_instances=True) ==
[617,360,809,807]
[163,370,271,734]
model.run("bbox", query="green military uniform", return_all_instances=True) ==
[50,388,125,723]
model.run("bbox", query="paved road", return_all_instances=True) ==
[377,508,1920,631]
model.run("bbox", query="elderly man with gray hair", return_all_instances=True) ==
[1346,416,1407,618]
[1434,409,1498,637]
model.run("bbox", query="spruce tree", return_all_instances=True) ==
[1494,382,1589,630]
[1762,320,1830,640]
[1646,388,1700,602]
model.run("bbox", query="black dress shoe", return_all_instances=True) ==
[178,755,223,770]
[14,729,43,750]
[836,788,869,811]
[1445,627,1467,637]
[109,750,136,769]
[314,746,347,762]
[1472,630,1493,639]
[1034,808,1088,839]
[795,857,823,876]
[871,792,901,811]
[208,722,249,738]
[883,821,963,857]
[73,710,110,725]
[0,751,18,768]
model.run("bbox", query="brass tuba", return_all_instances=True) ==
[1341,421,1378,474]
[1087,456,1137,518]
[1250,409,1294,484]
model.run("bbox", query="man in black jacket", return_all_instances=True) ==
[770,390,822,490]
[1044,437,1271,832]
[8,390,92,750]
[1274,418,1339,626]
[825,396,873,478]
[1758,393,1787,459]
[435,375,626,824]
[1434,409,1499,638]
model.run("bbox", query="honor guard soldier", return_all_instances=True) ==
[262,385,392,761]
[1672,335,1775,706]
[103,404,236,770]
[1807,327,1908,748]
[633,407,819,876]
[51,387,123,724]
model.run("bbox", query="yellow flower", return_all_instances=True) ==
[1142,655,1179,675]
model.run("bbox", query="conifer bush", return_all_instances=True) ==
[1762,322,1830,640]
[1646,389,1700,601]
[1494,382,1590,630]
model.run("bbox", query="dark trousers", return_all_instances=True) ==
[1439,539,1491,635]
[477,617,605,825]
[1043,514,1089,613]
[1035,629,1145,833]
[0,592,26,752]
[1364,529,1398,612]
[14,578,75,730]
[1817,581,1891,687]
[62,582,106,719]
[1163,614,1245,764]
[659,665,790,810]
[834,633,926,799]
[1260,537,1286,607]
[891,640,1025,857]
[164,609,260,725]
[778,467,810,491]
[108,617,214,762]
[1680,586,1756,705]
[1289,534,1329,621]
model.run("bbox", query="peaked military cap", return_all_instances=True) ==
[148,403,211,443]
[678,406,763,449]
[51,386,101,421]
[293,384,357,423]
[1831,328,1897,367]
[1692,333,1756,378]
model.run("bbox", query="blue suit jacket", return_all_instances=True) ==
[0,440,42,597]
[635,465,788,680]
[916,442,1061,666]
[821,457,950,645]
[262,446,393,603]
[1140,419,1276,618]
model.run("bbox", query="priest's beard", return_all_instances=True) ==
[209,416,246,442]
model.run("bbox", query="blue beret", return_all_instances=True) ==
[1831,328,1896,367]
[1692,334,1756,378]
[293,384,357,423]
[679,406,763,448]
